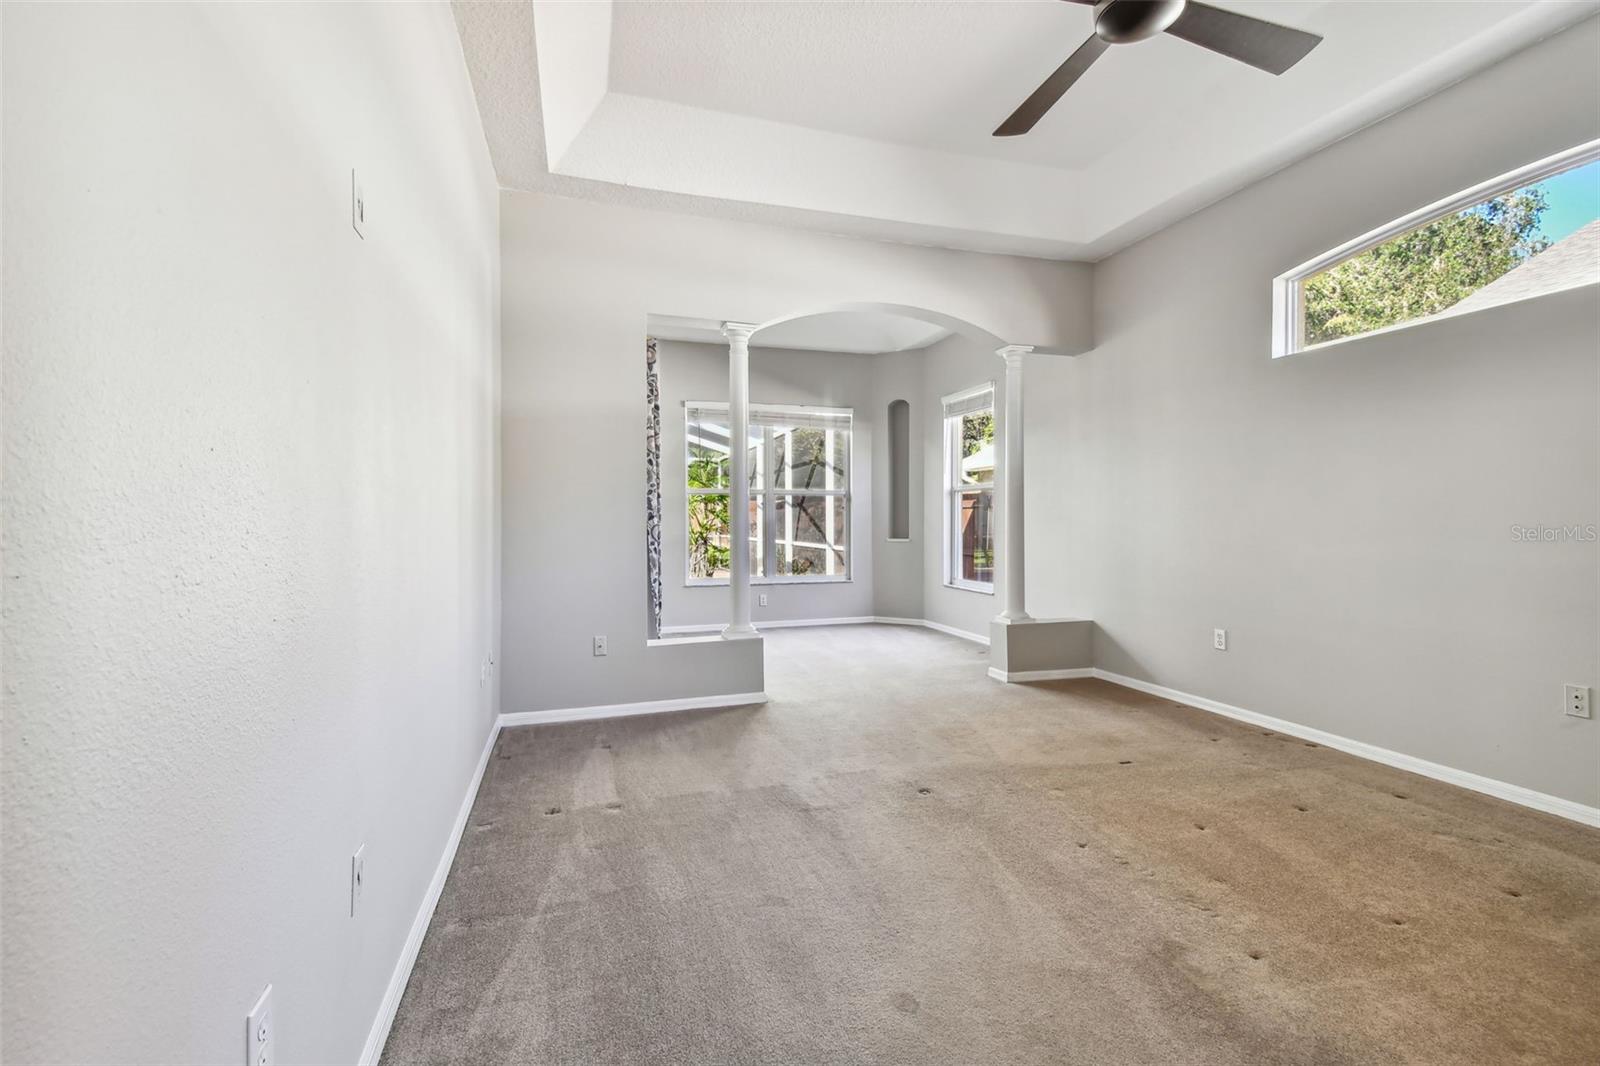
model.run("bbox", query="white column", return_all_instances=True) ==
[722,322,759,639]
[997,345,1034,622]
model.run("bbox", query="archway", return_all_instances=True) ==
[751,301,1012,353]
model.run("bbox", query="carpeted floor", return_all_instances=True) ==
[381,625,1600,1065]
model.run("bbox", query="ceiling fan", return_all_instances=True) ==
[995,0,1323,136]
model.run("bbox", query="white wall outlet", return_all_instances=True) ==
[593,635,607,657]
[758,593,769,607]
[1566,684,1591,719]
[350,845,365,917]
[351,169,366,239]
[1213,628,1227,651]
[246,985,273,1066]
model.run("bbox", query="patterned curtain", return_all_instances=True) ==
[644,337,663,639]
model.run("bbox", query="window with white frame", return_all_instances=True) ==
[942,383,995,592]
[685,403,851,584]
[1273,139,1600,357]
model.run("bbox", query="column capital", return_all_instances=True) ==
[722,321,759,342]
[996,344,1034,365]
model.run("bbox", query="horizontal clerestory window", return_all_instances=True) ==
[1273,139,1600,357]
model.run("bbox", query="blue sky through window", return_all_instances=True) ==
[1526,158,1600,244]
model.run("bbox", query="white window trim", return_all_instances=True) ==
[941,383,996,595]
[1271,137,1600,359]
[683,401,853,587]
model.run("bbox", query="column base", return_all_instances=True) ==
[721,623,760,640]
[988,617,1092,682]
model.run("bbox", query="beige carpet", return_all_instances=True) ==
[381,625,1600,1065]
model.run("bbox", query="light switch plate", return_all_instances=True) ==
[351,845,365,917]
[351,169,366,239]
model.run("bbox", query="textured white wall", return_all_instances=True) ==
[499,190,1091,714]
[1029,18,1600,807]
[1,4,501,1062]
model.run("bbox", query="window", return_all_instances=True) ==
[685,403,851,584]
[1273,139,1600,357]
[942,384,995,592]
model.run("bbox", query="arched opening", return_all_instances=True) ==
[751,301,1010,352]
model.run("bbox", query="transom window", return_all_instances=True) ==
[942,383,995,593]
[1274,139,1600,357]
[685,403,851,585]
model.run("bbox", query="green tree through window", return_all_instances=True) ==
[1303,189,1550,346]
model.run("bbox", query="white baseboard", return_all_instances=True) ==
[500,690,768,727]
[912,618,990,646]
[360,715,501,1065]
[988,666,1094,683]
[659,617,874,636]
[659,614,991,647]
[1092,669,1600,829]
[760,615,875,629]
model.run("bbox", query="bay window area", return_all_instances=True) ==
[685,403,852,584]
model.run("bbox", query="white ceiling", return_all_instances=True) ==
[454,0,1599,261]
[649,312,951,356]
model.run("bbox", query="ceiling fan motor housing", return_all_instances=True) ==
[1094,0,1187,44]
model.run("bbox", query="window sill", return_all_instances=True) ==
[686,577,853,588]
[1276,276,1600,359]
[885,537,912,543]
[646,634,726,647]
[945,580,995,596]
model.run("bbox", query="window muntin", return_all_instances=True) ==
[685,403,851,584]
[942,384,995,592]
[1274,140,1600,357]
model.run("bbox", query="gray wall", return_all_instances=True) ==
[499,190,1092,713]
[657,339,878,629]
[870,350,928,621]
[1,3,502,1061]
[1029,17,1600,807]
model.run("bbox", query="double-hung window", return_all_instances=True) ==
[685,403,852,584]
[942,383,995,592]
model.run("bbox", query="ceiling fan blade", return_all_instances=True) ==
[1164,1,1321,75]
[993,34,1109,137]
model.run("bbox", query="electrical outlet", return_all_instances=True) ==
[351,169,366,239]
[593,635,607,657]
[350,845,365,917]
[1213,628,1227,651]
[246,985,273,1066]
[759,593,769,607]
[1566,684,1591,719]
